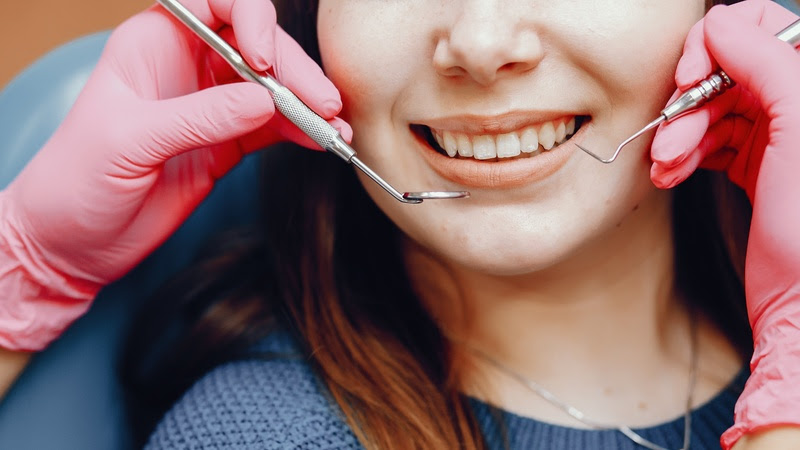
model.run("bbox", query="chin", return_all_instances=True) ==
[401,210,590,277]
[447,247,571,277]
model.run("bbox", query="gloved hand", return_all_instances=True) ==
[649,0,800,448]
[0,0,351,351]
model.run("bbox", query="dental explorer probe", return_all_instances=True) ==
[577,17,800,164]
[156,0,469,204]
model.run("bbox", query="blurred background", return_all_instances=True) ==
[1,0,151,88]
[1,0,799,88]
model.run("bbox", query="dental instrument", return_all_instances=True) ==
[577,17,800,164]
[156,0,469,204]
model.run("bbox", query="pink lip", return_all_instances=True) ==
[416,110,578,135]
[412,119,591,189]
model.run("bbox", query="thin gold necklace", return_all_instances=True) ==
[469,323,697,450]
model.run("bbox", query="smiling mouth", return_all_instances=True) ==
[411,115,590,162]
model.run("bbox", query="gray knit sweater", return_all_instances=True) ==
[146,330,745,449]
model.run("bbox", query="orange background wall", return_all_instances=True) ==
[1,0,152,88]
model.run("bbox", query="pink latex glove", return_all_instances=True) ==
[649,0,800,447]
[0,0,351,351]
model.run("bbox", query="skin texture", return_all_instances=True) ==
[0,0,795,448]
[733,428,800,450]
[0,350,29,397]
[318,0,700,277]
[317,0,745,427]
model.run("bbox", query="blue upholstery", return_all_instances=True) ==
[0,32,261,449]
[778,0,800,13]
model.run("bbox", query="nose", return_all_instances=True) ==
[433,2,544,86]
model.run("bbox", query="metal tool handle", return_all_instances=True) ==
[263,78,354,161]
[777,17,800,46]
[661,17,800,121]
[660,71,734,120]
[156,0,355,162]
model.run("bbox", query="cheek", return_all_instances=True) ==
[583,0,706,100]
[317,21,365,116]
[317,5,426,122]
[313,0,702,275]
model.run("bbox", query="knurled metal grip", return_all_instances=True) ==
[661,71,735,121]
[153,0,355,162]
[260,75,355,162]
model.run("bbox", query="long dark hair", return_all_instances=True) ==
[122,0,752,448]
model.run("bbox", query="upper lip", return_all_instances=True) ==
[414,110,582,135]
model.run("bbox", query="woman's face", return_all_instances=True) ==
[317,1,705,275]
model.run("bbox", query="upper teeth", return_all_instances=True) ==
[431,117,576,160]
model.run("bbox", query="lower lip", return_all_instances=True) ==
[413,122,590,189]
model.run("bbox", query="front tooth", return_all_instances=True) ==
[496,133,521,158]
[520,127,539,153]
[566,117,576,136]
[473,135,497,160]
[442,131,458,157]
[456,133,473,157]
[432,129,446,149]
[539,122,556,150]
[555,121,566,143]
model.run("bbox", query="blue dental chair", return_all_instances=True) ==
[0,32,262,449]
[1,1,799,447]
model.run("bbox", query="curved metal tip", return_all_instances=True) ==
[350,156,468,204]
[576,143,618,164]
[403,191,471,202]
[576,116,665,165]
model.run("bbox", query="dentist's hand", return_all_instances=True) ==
[649,1,800,448]
[0,0,350,350]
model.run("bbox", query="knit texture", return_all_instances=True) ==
[146,330,746,449]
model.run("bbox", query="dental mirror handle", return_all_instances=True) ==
[661,18,800,121]
[157,0,470,204]
[156,0,352,159]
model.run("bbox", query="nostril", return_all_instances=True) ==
[499,62,520,73]
[498,60,537,76]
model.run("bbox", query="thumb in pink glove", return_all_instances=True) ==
[0,0,352,351]
[649,1,800,447]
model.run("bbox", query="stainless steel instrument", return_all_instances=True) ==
[156,0,470,204]
[577,18,800,164]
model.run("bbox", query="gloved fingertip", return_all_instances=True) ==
[280,63,342,118]
[703,4,733,30]
[651,157,682,170]
[675,59,705,91]
[649,163,669,188]
[651,149,689,168]
[321,98,344,117]
[250,56,271,72]
[150,83,277,158]
[673,16,716,90]
[331,117,353,143]
[246,46,275,72]
[650,132,690,167]
[650,163,684,189]
[254,35,277,72]
[703,7,739,47]
[650,109,710,167]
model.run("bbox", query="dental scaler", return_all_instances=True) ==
[578,17,800,164]
[157,0,469,204]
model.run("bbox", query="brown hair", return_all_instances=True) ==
[123,0,752,448]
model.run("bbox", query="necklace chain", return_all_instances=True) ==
[469,321,698,450]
